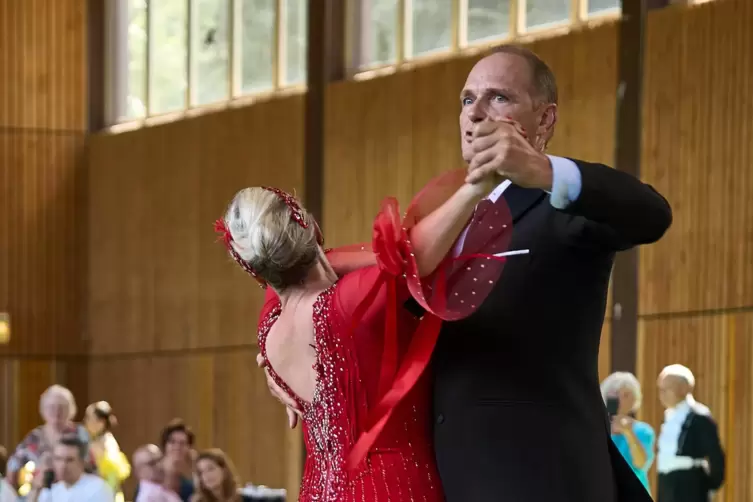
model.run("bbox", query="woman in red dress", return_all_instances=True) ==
[215,170,511,501]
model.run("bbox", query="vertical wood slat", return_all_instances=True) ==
[640,0,753,316]
[0,0,88,453]
[0,0,86,131]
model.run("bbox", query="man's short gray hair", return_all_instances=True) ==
[600,372,643,411]
[659,364,696,388]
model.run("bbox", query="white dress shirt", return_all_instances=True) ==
[38,473,114,502]
[657,395,711,473]
[0,479,19,502]
[135,480,183,502]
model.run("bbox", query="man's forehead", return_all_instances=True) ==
[463,53,531,91]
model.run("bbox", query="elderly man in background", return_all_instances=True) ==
[657,364,725,502]
[601,372,655,493]
[27,436,112,502]
[132,445,181,502]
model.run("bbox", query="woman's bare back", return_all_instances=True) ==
[264,291,322,403]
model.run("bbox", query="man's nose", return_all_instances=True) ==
[468,99,489,124]
[467,100,487,123]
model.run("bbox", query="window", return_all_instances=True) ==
[409,0,453,57]
[525,0,570,30]
[587,0,620,16]
[467,0,512,44]
[350,0,621,72]
[352,0,399,68]
[107,0,307,124]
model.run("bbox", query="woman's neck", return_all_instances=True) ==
[44,423,66,438]
[278,255,337,307]
[210,487,225,500]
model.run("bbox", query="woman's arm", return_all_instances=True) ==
[410,180,496,277]
[326,249,377,276]
[622,425,650,470]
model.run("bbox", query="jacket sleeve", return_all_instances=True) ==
[559,159,672,251]
[697,415,725,490]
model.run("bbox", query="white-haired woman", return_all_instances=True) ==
[4,385,94,496]
[601,372,655,492]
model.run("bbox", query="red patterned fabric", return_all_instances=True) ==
[257,170,512,501]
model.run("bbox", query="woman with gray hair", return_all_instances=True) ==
[4,385,93,497]
[601,372,656,493]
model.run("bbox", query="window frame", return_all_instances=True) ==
[345,0,621,78]
[104,0,307,129]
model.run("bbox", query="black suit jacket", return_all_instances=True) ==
[657,409,725,502]
[429,159,671,502]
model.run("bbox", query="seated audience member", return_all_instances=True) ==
[192,449,249,502]
[135,420,194,502]
[193,450,286,502]
[84,401,131,502]
[27,436,113,502]
[6,385,93,495]
[1,446,20,502]
[160,420,195,502]
[132,445,181,502]
[601,371,655,492]
[657,364,725,502]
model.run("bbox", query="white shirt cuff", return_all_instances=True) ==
[547,155,582,209]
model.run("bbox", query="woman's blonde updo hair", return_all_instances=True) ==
[224,187,320,290]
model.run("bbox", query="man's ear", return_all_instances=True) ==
[536,103,558,151]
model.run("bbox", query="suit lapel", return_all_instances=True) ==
[502,184,547,223]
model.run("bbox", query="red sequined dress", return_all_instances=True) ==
[257,170,512,501]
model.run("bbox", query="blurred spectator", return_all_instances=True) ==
[27,436,113,502]
[161,420,195,502]
[135,420,194,502]
[1,445,19,502]
[657,364,725,502]
[132,445,181,502]
[193,450,286,502]
[192,449,248,502]
[5,385,94,495]
[84,401,130,502]
[600,371,655,492]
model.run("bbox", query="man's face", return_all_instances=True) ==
[133,450,162,482]
[658,375,688,409]
[52,444,83,486]
[459,52,556,163]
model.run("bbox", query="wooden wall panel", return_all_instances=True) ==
[0,132,87,357]
[86,96,305,496]
[0,0,87,130]
[87,96,305,355]
[0,0,88,453]
[88,351,301,498]
[640,0,753,315]
[638,3,753,498]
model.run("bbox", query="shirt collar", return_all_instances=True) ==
[665,395,694,420]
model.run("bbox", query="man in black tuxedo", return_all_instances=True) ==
[260,45,670,501]
[656,365,725,502]
[425,45,671,502]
